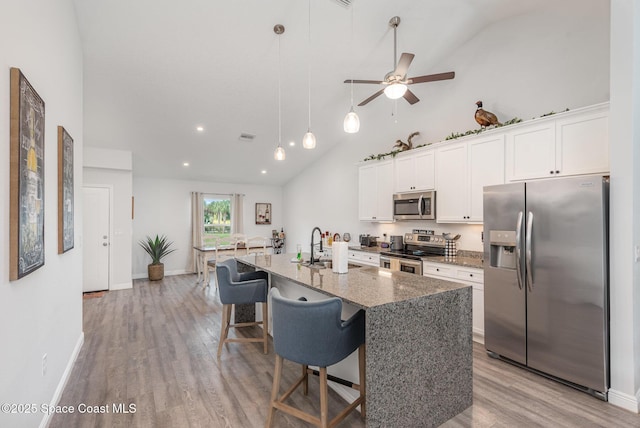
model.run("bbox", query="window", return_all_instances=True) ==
[203,195,231,245]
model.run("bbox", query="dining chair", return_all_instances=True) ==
[246,236,268,256]
[266,288,366,428]
[203,237,219,290]
[230,233,247,256]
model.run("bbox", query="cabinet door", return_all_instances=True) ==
[414,150,435,191]
[394,155,416,192]
[505,122,555,181]
[468,136,505,222]
[555,109,609,176]
[436,143,468,222]
[358,164,377,220]
[376,161,394,221]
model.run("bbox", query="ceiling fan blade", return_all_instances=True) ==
[403,89,420,105]
[358,89,385,106]
[408,71,455,84]
[394,53,415,77]
[344,79,385,84]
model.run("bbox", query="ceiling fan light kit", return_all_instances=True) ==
[344,16,455,106]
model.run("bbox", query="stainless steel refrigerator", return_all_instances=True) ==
[483,175,609,399]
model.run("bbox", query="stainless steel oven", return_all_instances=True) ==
[393,191,436,221]
[380,255,423,275]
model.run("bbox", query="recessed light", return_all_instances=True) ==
[289,141,295,146]
[183,162,190,167]
[261,170,267,174]
[196,126,204,132]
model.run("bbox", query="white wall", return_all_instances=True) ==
[608,0,640,412]
[132,177,283,277]
[284,0,610,254]
[0,1,84,427]
[83,147,133,290]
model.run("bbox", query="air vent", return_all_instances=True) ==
[333,0,352,8]
[238,133,256,142]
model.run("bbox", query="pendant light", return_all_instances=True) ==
[343,1,360,133]
[273,24,285,161]
[302,0,316,149]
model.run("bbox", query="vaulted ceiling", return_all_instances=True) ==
[73,0,554,185]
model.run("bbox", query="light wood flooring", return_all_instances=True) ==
[50,274,640,428]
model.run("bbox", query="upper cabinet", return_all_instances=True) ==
[506,103,609,182]
[435,135,505,223]
[394,149,435,193]
[359,160,393,221]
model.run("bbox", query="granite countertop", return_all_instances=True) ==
[236,253,469,310]
[348,246,484,269]
[348,245,383,254]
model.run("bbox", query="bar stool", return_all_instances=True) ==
[215,259,269,358]
[266,288,366,428]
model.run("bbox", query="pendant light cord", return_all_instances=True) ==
[278,33,282,145]
[349,2,354,107]
[307,0,312,129]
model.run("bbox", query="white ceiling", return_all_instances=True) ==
[73,0,552,185]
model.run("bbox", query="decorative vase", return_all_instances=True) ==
[148,263,164,281]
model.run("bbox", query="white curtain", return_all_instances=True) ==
[231,193,244,234]
[189,192,204,272]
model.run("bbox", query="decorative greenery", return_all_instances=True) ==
[362,108,571,161]
[139,235,177,265]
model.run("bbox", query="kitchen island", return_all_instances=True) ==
[237,253,472,428]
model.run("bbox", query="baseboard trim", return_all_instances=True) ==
[132,270,191,280]
[473,331,485,344]
[327,381,362,414]
[608,387,640,413]
[39,332,84,428]
[110,281,132,290]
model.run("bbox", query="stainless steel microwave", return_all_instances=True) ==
[393,191,436,220]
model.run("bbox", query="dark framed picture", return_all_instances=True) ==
[255,202,271,225]
[58,126,74,253]
[10,67,46,280]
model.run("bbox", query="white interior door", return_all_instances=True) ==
[83,187,110,292]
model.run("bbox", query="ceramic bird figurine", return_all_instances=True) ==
[393,131,420,151]
[475,101,502,128]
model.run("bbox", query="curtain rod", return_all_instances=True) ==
[202,192,245,197]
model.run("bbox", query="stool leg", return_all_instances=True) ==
[265,354,283,428]
[218,304,231,359]
[262,302,269,354]
[359,344,366,419]
[319,367,329,428]
[302,364,309,395]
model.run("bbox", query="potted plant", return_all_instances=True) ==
[139,234,176,281]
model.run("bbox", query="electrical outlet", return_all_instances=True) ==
[42,353,47,376]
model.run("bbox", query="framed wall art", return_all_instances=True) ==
[58,126,74,253]
[255,202,271,225]
[10,67,46,280]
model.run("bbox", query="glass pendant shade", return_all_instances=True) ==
[274,145,285,160]
[302,130,316,149]
[343,108,360,133]
[384,83,407,100]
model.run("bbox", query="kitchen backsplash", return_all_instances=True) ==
[361,221,484,253]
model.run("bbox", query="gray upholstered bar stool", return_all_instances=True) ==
[266,288,366,428]
[215,259,269,358]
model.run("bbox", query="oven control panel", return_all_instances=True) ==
[404,233,446,247]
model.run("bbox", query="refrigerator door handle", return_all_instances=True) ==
[515,211,524,290]
[526,211,534,291]
[418,195,424,218]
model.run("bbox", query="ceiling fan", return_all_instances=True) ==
[344,16,455,106]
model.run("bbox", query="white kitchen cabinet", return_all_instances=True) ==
[435,136,504,223]
[394,149,435,193]
[506,103,609,181]
[423,261,484,341]
[348,250,380,267]
[358,160,393,221]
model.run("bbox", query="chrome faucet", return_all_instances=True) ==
[310,226,323,265]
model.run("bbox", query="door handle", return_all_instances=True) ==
[103,243,108,247]
[526,211,534,291]
[515,211,524,290]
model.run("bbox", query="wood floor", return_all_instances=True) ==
[50,274,640,428]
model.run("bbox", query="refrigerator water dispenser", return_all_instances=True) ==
[489,230,517,269]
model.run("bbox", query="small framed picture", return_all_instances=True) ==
[255,202,271,225]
